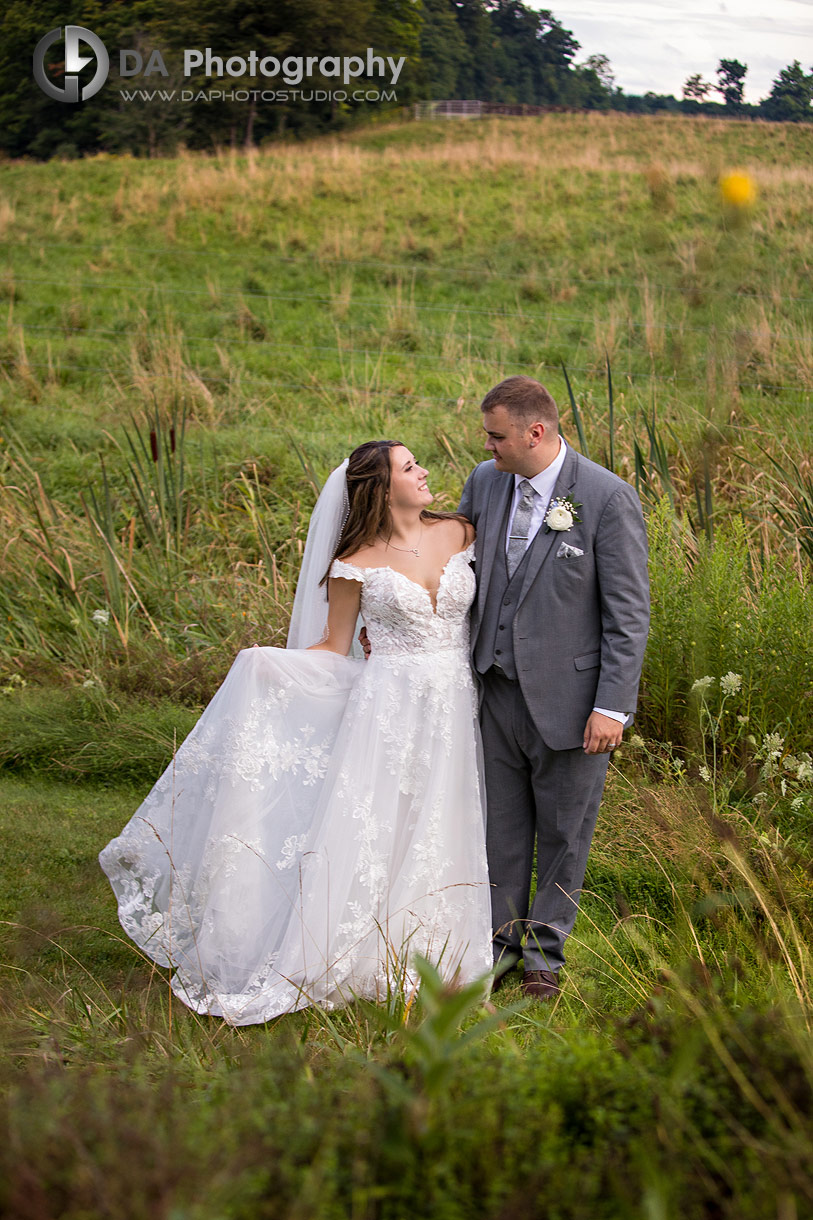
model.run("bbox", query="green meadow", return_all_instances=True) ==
[1,112,813,1217]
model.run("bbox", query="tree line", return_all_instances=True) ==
[1,0,811,159]
[682,58,813,123]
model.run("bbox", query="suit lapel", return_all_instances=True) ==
[517,446,580,605]
[476,469,514,619]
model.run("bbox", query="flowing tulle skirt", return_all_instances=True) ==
[100,646,492,1024]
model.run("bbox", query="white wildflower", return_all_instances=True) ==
[92,608,110,626]
[791,796,806,813]
[762,732,785,759]
[797,760,813,784]
[629,734,645,749]
[737,715,749,725]
[83,679,96,688]
[691,676,715,694]
[720,672,742,696]
[0,674,26,694]
[699,764,711,782]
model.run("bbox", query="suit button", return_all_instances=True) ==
[495,648,502,656]
[498,624,505,631]
[503,599,511,606]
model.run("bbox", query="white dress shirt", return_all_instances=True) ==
[504,439,627,727]
[504,437,568,553]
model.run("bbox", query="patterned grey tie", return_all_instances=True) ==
[506,479,536,577]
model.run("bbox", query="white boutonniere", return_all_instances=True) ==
[544,498,582,532]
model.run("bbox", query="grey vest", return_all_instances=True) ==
[473,498,539,679]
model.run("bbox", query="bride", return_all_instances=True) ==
[100,439,493,1024]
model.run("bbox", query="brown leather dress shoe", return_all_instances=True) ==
[521,969,560,1000]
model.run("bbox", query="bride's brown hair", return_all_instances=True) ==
[320,440,465,584]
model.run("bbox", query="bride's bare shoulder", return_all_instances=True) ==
[426,515,475,549]
[336,541,380,570]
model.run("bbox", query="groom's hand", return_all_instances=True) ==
[583,711,623,754]
[358,625,371,660]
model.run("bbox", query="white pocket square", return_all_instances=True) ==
[556,542,584,559]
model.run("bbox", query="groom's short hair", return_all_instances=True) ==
[480,376,558,429]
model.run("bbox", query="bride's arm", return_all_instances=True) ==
[307,576,362,655]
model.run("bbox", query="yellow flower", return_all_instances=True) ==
[719,172,756,208]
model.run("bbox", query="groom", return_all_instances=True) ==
[458,376,649,1000]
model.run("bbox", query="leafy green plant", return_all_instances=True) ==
[357,955,521,1098]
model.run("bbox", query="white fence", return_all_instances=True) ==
[414,100,556,120]
[414,100,484,120]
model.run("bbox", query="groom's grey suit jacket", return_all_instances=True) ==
[459,447,650,751]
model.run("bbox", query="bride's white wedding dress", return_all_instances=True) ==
[100,543,493,1024]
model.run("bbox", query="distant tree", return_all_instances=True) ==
[0,0,423,157]
[716,58,747,109]
[484,2,580,106]
[418,0,472,99]
[566,63,610,109]
[528,6,581,104]
[583,53,615,91]
[644,91,680,112]
[682,73,712,101]
[451,0,499,99]
[761,60,813,122]
[566,53,615,110]
[616,91,679,114]
[101,35,190,156]
[532,8,580,77]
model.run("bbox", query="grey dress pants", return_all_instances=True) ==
[480,667,610,973]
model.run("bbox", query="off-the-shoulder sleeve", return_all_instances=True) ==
[329,558,366,583]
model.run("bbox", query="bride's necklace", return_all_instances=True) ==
[378,522,423,557]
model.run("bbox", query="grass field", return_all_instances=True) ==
[1,112,813,1216]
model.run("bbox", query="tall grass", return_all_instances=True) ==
[643,500,813,747]
[2,113,813,1214]
[3,756,813,1216]
[0,416,301,695]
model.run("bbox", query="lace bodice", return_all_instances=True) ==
[330,543,475,658]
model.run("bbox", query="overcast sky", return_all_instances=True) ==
[538,0,813,102]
